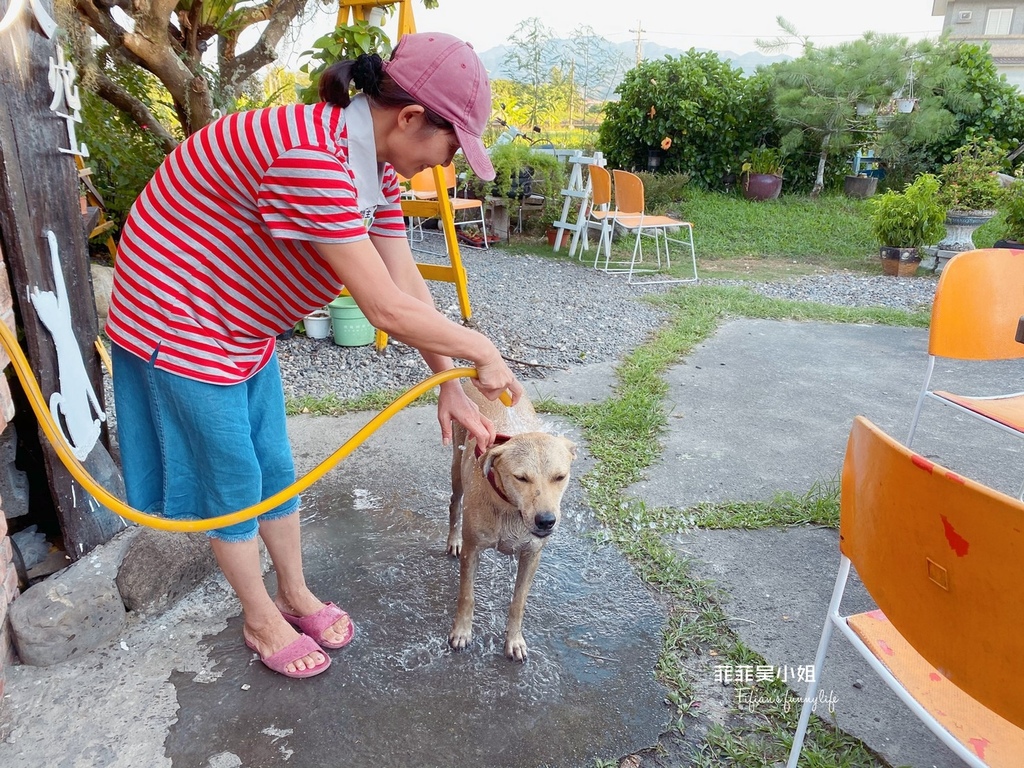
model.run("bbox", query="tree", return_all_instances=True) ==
[501,17,558,127]
[877,39,1024,186]
[70,0,318,146]
[70,0,440,146]
[567,25,622,128]
[598,50,768,188]
[763,24,915,196]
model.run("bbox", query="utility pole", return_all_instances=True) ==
[629,20,646,65]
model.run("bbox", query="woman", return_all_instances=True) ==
[106,32,523,679]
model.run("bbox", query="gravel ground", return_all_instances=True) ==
[276,233,938,402]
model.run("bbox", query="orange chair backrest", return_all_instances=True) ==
[589,165,611,208]
[409,164,457,198]
[841,415,1024,729]
[612,169,645,216]
[929,248,1024,360]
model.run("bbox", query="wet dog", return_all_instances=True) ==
[446,383,577,661]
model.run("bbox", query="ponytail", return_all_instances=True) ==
[319,52,452,132]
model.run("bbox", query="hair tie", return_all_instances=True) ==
[352,53,384,97]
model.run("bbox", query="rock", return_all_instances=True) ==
[9,571,126,666]
[89,263,115,330]
[115,528,216,614]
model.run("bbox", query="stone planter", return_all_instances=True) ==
[740,172,782,201]
[931,209,997,271]
[843,175,878,199]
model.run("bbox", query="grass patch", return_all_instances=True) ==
[689,480,840,530]
[285,388,434,417]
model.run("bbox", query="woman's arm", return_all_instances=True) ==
[313,237,524,443]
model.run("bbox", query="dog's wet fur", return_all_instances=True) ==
[447,383,577,661]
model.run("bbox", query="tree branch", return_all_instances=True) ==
[89,67,179,153]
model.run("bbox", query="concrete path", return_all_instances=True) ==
[3,316,1022,767]
[640,318,1023,768]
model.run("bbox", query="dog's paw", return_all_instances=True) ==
[504,633,528,662]
[448,624,473,651]
[445,535,462,557]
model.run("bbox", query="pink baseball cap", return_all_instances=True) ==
[383,32,495,181]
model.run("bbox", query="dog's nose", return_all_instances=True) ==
[534,512,557,532]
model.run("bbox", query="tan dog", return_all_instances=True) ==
[446,383,577,661]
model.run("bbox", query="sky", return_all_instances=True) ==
[281,0,946,62]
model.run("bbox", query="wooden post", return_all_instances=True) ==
[0,0,127,559]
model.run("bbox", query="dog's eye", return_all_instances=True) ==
[552,474,566,482]
[514,474,529,483]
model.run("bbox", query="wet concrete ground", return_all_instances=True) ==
[165,409,669,768]
[6,315,1019,767]
[0,386,669,768]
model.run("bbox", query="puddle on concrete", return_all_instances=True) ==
[166,471,668,768]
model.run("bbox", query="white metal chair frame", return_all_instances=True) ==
[596,169,697,285]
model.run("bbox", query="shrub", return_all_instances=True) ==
[868,173,946,247]
[938,137,1005,212]
[598,51,771,189]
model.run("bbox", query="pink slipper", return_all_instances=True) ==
[245,633,330,678]
[279,602,355,650]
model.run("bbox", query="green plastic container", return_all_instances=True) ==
[328,295,375,346]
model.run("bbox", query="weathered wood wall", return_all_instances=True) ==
[0,1,126,559]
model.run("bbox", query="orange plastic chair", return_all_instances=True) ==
[598,169,697,284]
[787,416,1024,767]
[905,248,1024,497]
[582,164,615,266]
[404,164,489,248]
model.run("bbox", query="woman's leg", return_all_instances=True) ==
[209,536,326,674]
[121,347,324,674]
[258,513,352,646]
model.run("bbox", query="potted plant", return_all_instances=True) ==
[935,138,1005,259]
[464,143,567,236]
[740,146,784,201]
[994,177,1024,250]
[844,172,879,199]
[868,173,946,277]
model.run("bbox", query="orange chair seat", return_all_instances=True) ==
[933,391,1024,433]
[848,609,1024,766]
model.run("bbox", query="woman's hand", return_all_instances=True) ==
[437,380,495,448]
[471,349,525,406]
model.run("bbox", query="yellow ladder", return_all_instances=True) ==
[336,1,473,351]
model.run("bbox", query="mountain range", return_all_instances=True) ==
[476,39,790,100]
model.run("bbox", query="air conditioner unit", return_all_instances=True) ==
[957,10,973,22]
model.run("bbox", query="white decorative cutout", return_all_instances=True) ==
[48,48,88,157]
[30,231,105,460]
[29,0,57,38]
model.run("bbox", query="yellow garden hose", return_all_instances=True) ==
[0,318,508,532]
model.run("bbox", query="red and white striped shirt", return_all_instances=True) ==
[106,102,406,385]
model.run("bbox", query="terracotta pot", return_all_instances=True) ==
[741,173,782,201]
[879,246,921,277]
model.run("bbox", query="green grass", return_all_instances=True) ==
[507,187,997,281]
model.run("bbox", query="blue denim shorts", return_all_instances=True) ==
[111,343,299,542]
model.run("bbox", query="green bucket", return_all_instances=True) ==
[328,295,375,346]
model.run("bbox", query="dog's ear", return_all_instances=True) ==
[559,437,577,460]
[481,441,510,478]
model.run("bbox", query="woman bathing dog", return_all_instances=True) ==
[107,33,523,679]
